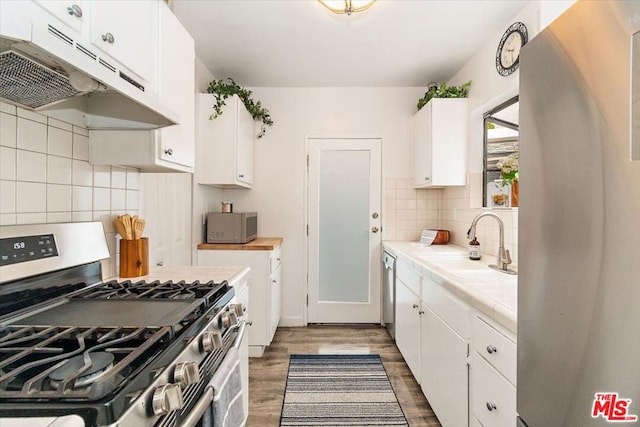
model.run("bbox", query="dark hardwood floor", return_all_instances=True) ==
[248,325,442,426]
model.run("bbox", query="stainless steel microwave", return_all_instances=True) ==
[206,212,257,244]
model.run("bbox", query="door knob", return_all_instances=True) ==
[371,226,379,233]
[372,212,379,219]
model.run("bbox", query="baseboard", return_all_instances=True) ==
[278,316,304,327]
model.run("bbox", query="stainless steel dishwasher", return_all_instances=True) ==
[382,249,396,340]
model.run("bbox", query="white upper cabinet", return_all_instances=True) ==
[33,0,85,34]
[89,2,195,172]
[88,0,157,84]
[413,98,468,188]
[197,94,255,188]
[155,1,195,169]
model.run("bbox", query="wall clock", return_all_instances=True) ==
[496,22,528,76]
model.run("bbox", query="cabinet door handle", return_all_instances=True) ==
[247,321,253,326]
[486,345,498,354]
[412,304,419,309]
[164,148,174,156]
[102,32,115,44]
[486,402,497,411]
[272,280,277,284]
[67,4,83,17]
[418,310,424,315]
[157,261,164,266]
[424,176,430,181]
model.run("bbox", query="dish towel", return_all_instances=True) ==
[209,347,245,427]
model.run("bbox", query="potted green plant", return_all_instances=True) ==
[207,78,274,138]
[416,80,472,111]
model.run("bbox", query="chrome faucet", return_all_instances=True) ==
[467,212,516,275]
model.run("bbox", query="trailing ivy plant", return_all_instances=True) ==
[207,78,274,138]
[417,80,472,111]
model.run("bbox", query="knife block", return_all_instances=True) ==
[119,238,149,278]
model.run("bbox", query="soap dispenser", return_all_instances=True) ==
[469,237,481,260]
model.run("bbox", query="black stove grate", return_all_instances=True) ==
[0,325,172,400]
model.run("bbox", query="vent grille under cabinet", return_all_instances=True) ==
[0,50,79,108]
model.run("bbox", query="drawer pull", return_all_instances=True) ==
[486,402,497,411]
[486,345,498,354]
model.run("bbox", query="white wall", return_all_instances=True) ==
[217,87,425,326]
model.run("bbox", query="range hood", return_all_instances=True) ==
[0,11,179,130]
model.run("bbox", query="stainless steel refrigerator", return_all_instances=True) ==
[518,1,640,426]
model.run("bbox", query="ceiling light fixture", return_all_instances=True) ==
[318,0,376,15]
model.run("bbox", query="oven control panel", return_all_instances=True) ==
[0,234,58,266]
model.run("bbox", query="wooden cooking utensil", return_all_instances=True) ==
[114,217,128,240]
[121,214,133,240]
[133,218,145,239]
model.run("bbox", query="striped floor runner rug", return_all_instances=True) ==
[279,354,408,426]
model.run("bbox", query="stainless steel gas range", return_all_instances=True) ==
[0,222,248,427]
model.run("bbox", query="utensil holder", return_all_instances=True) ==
[119,238,149,278]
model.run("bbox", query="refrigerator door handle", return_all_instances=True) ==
[632,31,639,161]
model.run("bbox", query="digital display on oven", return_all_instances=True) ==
[0,234,58,266]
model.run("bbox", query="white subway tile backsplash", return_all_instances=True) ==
[47,212,72,223]
[0,147,16,180]
[93,211,114,233]
[0,102,16,115]
[0,180,16,213]
[72,211,93,222]
[16,182,46,213]
[73,126,89,137]
[72,186,92,211]
[47,184,72,212]
[126,169,139,190]
[0,112,17,148]
[93,187,111,211]
[72,133,89,160]
[111,189,126,210]
[111,167,126,189]
[0,213,17,225]
[17,118,47,153]
[16,108,47,124]
[48,118,73,132]
[72,160,93,186]
[17,213,46,224]
[126,189,138,210]
[47,156,72,185]
[93,165,111,188]
[48,127,73,158]
[1,114,139,275]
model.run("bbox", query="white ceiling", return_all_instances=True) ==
[171,0,530,87]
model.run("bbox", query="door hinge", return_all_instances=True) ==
[306,224,309,236]
[306,155,309,170]
[306,294,309,306]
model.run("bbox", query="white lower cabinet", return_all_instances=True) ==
[470,316,517,427]
[235,279,250,420]
[390,253,517,427]
[420,304,469,427]
[395,278,421,381]
[197,245,282,357]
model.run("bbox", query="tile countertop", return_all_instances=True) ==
[111,265,250,286]
[383,241,517,334]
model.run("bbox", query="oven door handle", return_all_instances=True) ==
[181,387,213,427]
[232,320,247,350]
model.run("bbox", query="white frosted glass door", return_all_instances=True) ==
[307,138,381,323]
[319,150,370,302]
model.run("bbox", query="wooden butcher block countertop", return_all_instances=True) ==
[197,237,283,251]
